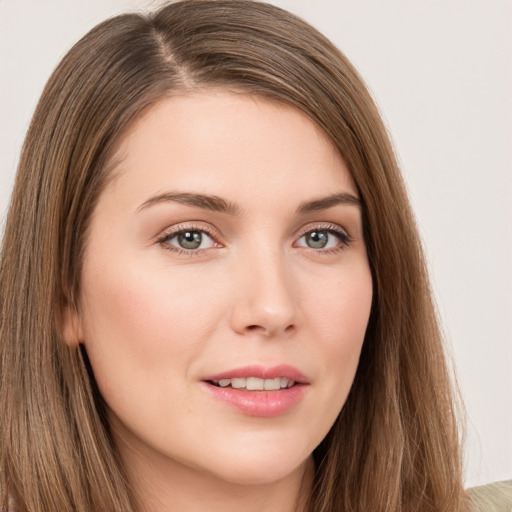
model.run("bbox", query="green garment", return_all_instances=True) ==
[468,480,512,512]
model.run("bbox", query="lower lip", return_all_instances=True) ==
[202,383,307,417]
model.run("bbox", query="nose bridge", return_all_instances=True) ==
[230,241,299,337]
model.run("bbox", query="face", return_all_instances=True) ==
[68,92,372,488]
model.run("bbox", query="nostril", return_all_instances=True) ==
[244,323,295,336]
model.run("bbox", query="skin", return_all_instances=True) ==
[64,91,373,512]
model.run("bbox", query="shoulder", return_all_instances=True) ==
[467,480,512,512]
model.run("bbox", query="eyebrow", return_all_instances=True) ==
[136,191,360,215]
[296,193,361,214]
[137,192,242,215]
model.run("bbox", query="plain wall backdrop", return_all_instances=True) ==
[1,0,511,488]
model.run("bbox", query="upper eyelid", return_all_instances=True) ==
[155,221,352,247]
[296,221,351,238]
[156,222,220,240]
[156,225,220,255]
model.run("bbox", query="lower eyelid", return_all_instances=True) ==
[297,226,352,243]
[156,224,352,252]
[174,230,212,241]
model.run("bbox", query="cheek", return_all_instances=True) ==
[303,261,373,350]
[83,258,222,342]
[78,256,228,403]
[300,263,372,424]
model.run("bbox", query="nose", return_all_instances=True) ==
[230,248,301,338]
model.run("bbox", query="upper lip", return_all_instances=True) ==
[203,364,309,384]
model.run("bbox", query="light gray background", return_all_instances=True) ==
[1,0,510,488]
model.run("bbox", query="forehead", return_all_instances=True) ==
[103,91,357,210]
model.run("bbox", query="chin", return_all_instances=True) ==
[195,440,313,486]
[210,459,310,487]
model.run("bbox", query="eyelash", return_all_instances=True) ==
[156,223,220,257]
[156,222,353,256]
[295,223,353,254]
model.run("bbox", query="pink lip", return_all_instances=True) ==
[201,365,309,418]
[203,364,309,383]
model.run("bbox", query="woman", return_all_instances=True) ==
[0,1,502,510]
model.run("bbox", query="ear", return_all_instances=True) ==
[60,304,85,347]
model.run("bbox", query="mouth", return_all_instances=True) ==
[201,365,308,417]
[207,377,296,390]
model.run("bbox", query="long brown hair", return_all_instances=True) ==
[0,1,466,510]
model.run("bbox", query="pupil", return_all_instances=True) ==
[178,231,202,249]
[307,230,328,248]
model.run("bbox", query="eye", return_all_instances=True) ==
[295,227,350,251]
[159,229,217,252]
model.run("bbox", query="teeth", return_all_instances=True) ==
[231,378,246,389]
[246,377,264,390]
[263,378,281,390]
[213,377,295,390]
